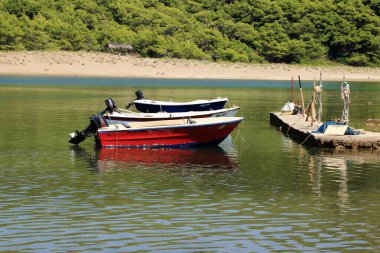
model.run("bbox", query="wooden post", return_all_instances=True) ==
[305,99,316,126]
[310,99,315,126]
[305,78,316,126]
[341,79,350,124]
[298,75,305,118]
[317,71,323,125]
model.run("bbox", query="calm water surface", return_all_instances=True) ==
[0,77,379,252]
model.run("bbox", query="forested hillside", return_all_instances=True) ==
[1,0,379,66]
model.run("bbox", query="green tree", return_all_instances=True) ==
[0,0,379,66]
[0,11,24,49]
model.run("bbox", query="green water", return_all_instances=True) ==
[0,77,379,252]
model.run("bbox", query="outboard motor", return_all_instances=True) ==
[90,114,108,129]
[126,90,146,109]
[135,90,144,100]
[105,98,117,112]
[69,114,108,145]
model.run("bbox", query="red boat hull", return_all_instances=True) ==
[97,118,242,148]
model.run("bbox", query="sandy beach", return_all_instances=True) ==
[0,51,379,81]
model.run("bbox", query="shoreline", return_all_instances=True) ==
[1,51,379,81]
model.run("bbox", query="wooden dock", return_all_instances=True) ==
[270,112,380,150]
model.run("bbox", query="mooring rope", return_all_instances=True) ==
[285,115,305,136]
[287,125,291,135]
[300,133,313,145]
[234,128,249,145]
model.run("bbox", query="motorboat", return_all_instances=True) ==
[103,106,240,124]
[128,90,228,113]
[97,117,243,148]
[68,98,242,146]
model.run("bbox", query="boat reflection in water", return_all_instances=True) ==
[98,146,237,170]
[71,137,238,172]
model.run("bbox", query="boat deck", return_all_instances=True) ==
[270,112,380,150]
